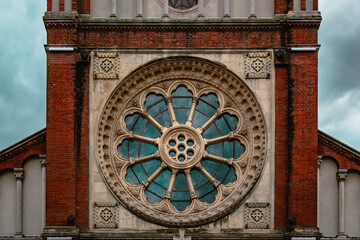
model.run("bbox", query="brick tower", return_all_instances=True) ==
[42,0,324,239]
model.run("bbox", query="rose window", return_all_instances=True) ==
[169,0,198,10]
[97,57,267,227]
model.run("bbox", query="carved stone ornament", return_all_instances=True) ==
[93,51,120,80]
[93,202,119,229]
[96,56,267,227]
[244,203,271,229]
[245,52,272,79]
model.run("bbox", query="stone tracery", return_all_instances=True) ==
[96,56,267,226]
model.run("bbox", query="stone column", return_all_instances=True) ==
[162,0,169,20]
[197,0,205,19]
[14,168,24,237]
[337,169,347,237]
[40,155,47,231]
[110,0,117,17]
[223,0,230,19]
[293,0,301,11]
[249,0,256,19]
[317,155,323,228]
[136,0,143,19]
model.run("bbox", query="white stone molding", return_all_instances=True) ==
[245,52,272,79]
[337,169,348,237]
[110,0,117,17]
[93,52,120,80]
[14,168,24,237]
[95,56,267,227]
[293,0,301,12]
[244,203,271,229]
[162,0,170,20]
[223,0,230,19]
[93,202,119,229]
[249,0,256,19]
[136,0,143,19]
[39,155,47,230]
[197,0,205,19]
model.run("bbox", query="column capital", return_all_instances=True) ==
[337,169,348,182]
[39,154,47,167]
[14,168,24,181]
[317,155,323,168]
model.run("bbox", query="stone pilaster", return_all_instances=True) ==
[14,168,24,237]
[337,169,348,237]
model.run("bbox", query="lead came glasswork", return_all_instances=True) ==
[117,85,245,212]
[169,0,198,10]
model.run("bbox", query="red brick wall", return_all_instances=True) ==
[274,0,288,14]
[287,50,318,227]
[275,65,290,227]
[0,136,46,171]
[46,51,89,227]
[45,19,320,230]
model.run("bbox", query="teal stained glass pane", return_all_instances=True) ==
[223,140,245,159]
[144,93,171,128]
[202,123,221,139]
[125,113,161,138]
[117,140,157,159]
[202,159,237,185]
[172,86,192,124]
[171,173,191,211]
[192,94,219,128]
[202,114,238,139]
[145,169,171,203]
[191,169,217,204]
[169,0,198,10]
[205,140,245,159]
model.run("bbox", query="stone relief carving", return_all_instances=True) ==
[245,52,272,79]
[93,52,120,80]
[244,203,271,229]
[96,56,267,227]
[93,202,119,229]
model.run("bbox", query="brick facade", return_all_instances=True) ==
[0,0,358,238]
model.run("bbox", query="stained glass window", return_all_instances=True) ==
[117,85,245,212]
[169,0,198,10]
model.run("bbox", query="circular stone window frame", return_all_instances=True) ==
[156,0,209,14]
[96,56,267,227]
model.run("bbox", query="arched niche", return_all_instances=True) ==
[23,157,42,236]
[318,158,338,237]
[0,170,16,236]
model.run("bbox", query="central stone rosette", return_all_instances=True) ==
[159,125,205,170]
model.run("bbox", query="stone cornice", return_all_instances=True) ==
[318,130,360,166]
[0,128,46,163]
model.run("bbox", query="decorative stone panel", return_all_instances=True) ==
[244,203,270,229]
[93,202,119,229]
[245,52,271,79]
[96,56,267,227]
[93,52,120,80]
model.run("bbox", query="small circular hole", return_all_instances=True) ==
[187,150,194,157]
[169,150,176,157]
[187,140,194,147]
[178,155,185,162]
[169,140,176,147]
[178,135,185,141]
[178,145,185,152]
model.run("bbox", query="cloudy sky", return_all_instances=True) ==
[0,0,359,151]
